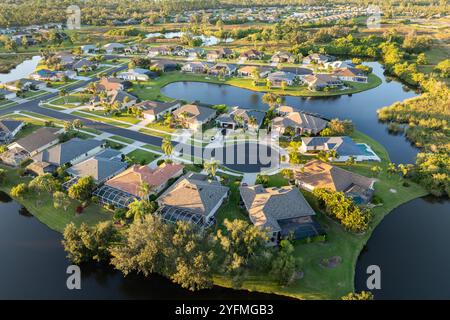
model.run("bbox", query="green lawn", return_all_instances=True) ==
[83,109,141,125]
[21,90,47,99]
[72,111,131,128]
[213,130,428,300]
[0,166,111,233]
[126,149,161,165]
[51,93,92,108]
[145,121,175,133]
[105,139,125,150]
[109,135,134,144]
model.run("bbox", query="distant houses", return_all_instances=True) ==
[156,172,229,228]
[181,61,212,74]
[117,68,155,81]
[303,53,336,65]
[207,63,237,77]
[0,88,17,100]
[294,160,376,204]
[206,48,233,60]
[271,108,329,136]
[239,49,264,60]
[103,43,125,54]
[271,51,295,63]
[239,185,323,246]
[80,44,98,54]
[3,78,47,92]
[300,136,381,162]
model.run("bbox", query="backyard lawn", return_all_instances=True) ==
[126,149,161,165]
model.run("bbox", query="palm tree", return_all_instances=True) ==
[138,181,152,200]
[161,137,173,159]
[204,159,220,177]
[59,89,68,104]
[328,150,338,161]
[387,162,397,175]
[248,116,257,130]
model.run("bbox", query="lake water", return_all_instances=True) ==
[0,55,41,84]
[0,192,285,299]
[146,32,234,46]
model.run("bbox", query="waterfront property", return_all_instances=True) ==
[237,65,272,78]
[216,106,265,132]
[151,60,178,72]
[3,78,46,92]
[267,71,298,87]
[28,138,104,174]
[208,63,237,77]
[138,100,182,122]
[303,74,344,91]
[156,172,229,228]
[172,104,217,130]
[181,61,212,74]
[0,120,24,143]
[294,159,376,204]
[300,136,381,162]
[303,53,336,65]
[1,127,60,166]
[239,185,323,246]
[333,67,368,83]
[0,88,17,100]
[271,110,328,136]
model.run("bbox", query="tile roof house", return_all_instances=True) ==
[239,185,322,245]
[157,172,229,228]
[294,160,376,204]
[0,120,24,143]
[29,138,104,174]
[138,100,182,122]
[65,149,127,184]
[237,65,272,78]
[216,107,266,131]
[105,162,184,197]
[303,74,344,91]
[271,111,328,136]
[270,51,295,63]
[300,136,381,162]
[96,77,131,92]
[173,104,217,130]
[206,48,233,60]
[333,67,368,83]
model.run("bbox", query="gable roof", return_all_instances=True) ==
[240,185,315,233]
[301,136,368,157]
[157,172,229,217]
[105,163,184,197]
[32,138,103,165]
[333,67,367,77]
[137,100,181,116]
[173,104,216,123]
[272,111,328,132]
[294,160,375,192]
[13,127,60,153]
[216,107,265,128]
[0,120,23,133]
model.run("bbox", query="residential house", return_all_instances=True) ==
[300,136,380,162]
[0,120,24,143]
[1,127,60,166]
[147,45,172,57]
[96,77,131,92]
[173,104,217,130]
[65,149,127,185]
[117,68,155,81]
[30,69,64,82]
[303,53,336,65]
[237,66,272,78]
[72,59,97,73]
[333,67,368,83]
[137,100,182,122]
[271,110,328,136]
[80,44,98,54]
[270,51,295,63]
[239,185,323,246]
[280,66,313,80]
[294,159,376,204]
[0,89,17,100]
[151,60,178,72]
[207,48,233,60]
[181,47,205,59]
[94,162,185,208]
[216,107,265,131]
[181,61,212,74]
[4,78,47,92]
[156,172,229,228]
[54,51,77,67]
[103,43,125,54]
[239,49,264,60]
[207,63,237,77]
[28,138,104,175]
[90,90,137,110]
[324,60,356,69]
[303,74,344,91]
[267,71,297,87]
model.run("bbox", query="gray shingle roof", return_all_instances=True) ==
[240,185,315,233]
[0,120,23,133]
[32,138,103,166]
[66,156,127,183]
[13,127,60,153]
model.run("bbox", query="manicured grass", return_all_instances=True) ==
[213,130,428,300]
[105,139,125,150]
[145,121,175,133]
[126,149,161,165]
[51,93,92,108]
[138,128,171,139]
[43,104,66,111]
[21,90,47,98]
[109,135,133,144]
[142,144,162,152]
[84,109,141,125]
[0,99,16,108]
[81,127,102,135]
[72,111,131,128]
[0,166,111,233]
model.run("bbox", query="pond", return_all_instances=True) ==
[0,191,286,299]
[0,55,41,84]
[161,62,418,164]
